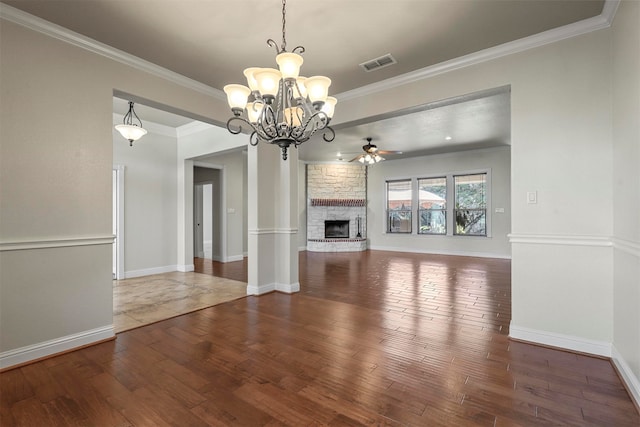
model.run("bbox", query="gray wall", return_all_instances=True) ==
[113,125,178,276]
[367,147,511,258]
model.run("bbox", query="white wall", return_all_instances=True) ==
[611,0,640,403]
[113,124,178,277]
[0,16,227,367]
[334,22,618,358]
[367,147,511,258]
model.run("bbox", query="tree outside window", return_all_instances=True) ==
[418,177,446,234]
[454,174,487,236]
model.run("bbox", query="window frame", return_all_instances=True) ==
[382,169,491,238]
[417,176,447,235]
[386,178,413,234]
[453,173,488,237]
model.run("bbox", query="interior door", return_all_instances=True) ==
[194,184,204,258]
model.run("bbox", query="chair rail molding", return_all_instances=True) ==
[0,235,115,252]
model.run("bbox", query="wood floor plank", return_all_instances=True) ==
[2,250,638,426]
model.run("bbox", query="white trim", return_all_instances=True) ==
[123,265,178,279]
[0,325,114,370]
[177,264,195,272]
[298,246,307,252]
[337,1,620,101]
[368,244,510,260]
[0,236,114,251]
[248,228,299,235]
[276,282,300,294]
[0,4,224,100]
[611,345,640,409]
[225,254,244,262]
[247,282,276,295]
[509,323,611,357]
[177,121,215,138]
[508,233,612,247]
[112,165,125,280]
[612,237,640,257]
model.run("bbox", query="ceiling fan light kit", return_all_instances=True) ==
[350,137,402,165]
[223,0,336,161]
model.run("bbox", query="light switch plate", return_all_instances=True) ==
[527,191,537,204]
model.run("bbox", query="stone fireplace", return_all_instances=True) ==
[306,164,367,252]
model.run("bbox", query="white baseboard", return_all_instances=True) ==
[509,323,611,357]
[298,246,307,252]
[247,282,276,295]
[225,254,244,262]
[124,265,178,279]
[611,345,640,409]
[0,325,114,370]
[177,264,195,272]
[276,282,300,293]
[369,245,511,260]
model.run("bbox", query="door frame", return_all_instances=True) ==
[193,162,226,262]
[112,165,125,280]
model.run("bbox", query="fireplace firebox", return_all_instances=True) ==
[325,220,349,239]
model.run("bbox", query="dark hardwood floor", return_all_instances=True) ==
[194,257,248,283]
[2,251,638,426]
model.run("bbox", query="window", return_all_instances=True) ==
[454,173,487,236]
[386,180,412,233]
[418,177,446,234]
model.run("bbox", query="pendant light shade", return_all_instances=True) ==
[115,101,147,146]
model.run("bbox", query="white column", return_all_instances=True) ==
[247,143,299,295]
[177,159,195,272]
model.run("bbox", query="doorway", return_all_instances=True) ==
[193,166,222,261]
[194,182,214,259]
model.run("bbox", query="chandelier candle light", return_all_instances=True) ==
[115,101,147,146]
[223,0,337,160]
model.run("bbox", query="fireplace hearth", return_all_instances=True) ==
[325,220,349,239]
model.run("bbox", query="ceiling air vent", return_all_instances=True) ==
[359,53,397,72]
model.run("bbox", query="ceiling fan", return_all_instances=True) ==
[348,137,403,164]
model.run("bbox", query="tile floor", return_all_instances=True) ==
[113,272,247,333]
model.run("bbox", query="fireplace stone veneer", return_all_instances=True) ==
[306,164,367,252]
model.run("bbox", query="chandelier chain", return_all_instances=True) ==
[281,0,287,52]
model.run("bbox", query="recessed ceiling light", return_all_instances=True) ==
[445,136,452,141]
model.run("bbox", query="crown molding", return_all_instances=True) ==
[1,1,619,104]
[177,121,216,138]
[0,3,225,101]
[337,0,620,102]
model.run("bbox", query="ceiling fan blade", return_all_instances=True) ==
[348,154,364,162]
[378,150,403,155]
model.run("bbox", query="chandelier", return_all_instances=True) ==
[223,0,336,161]
[115,101,147,146]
